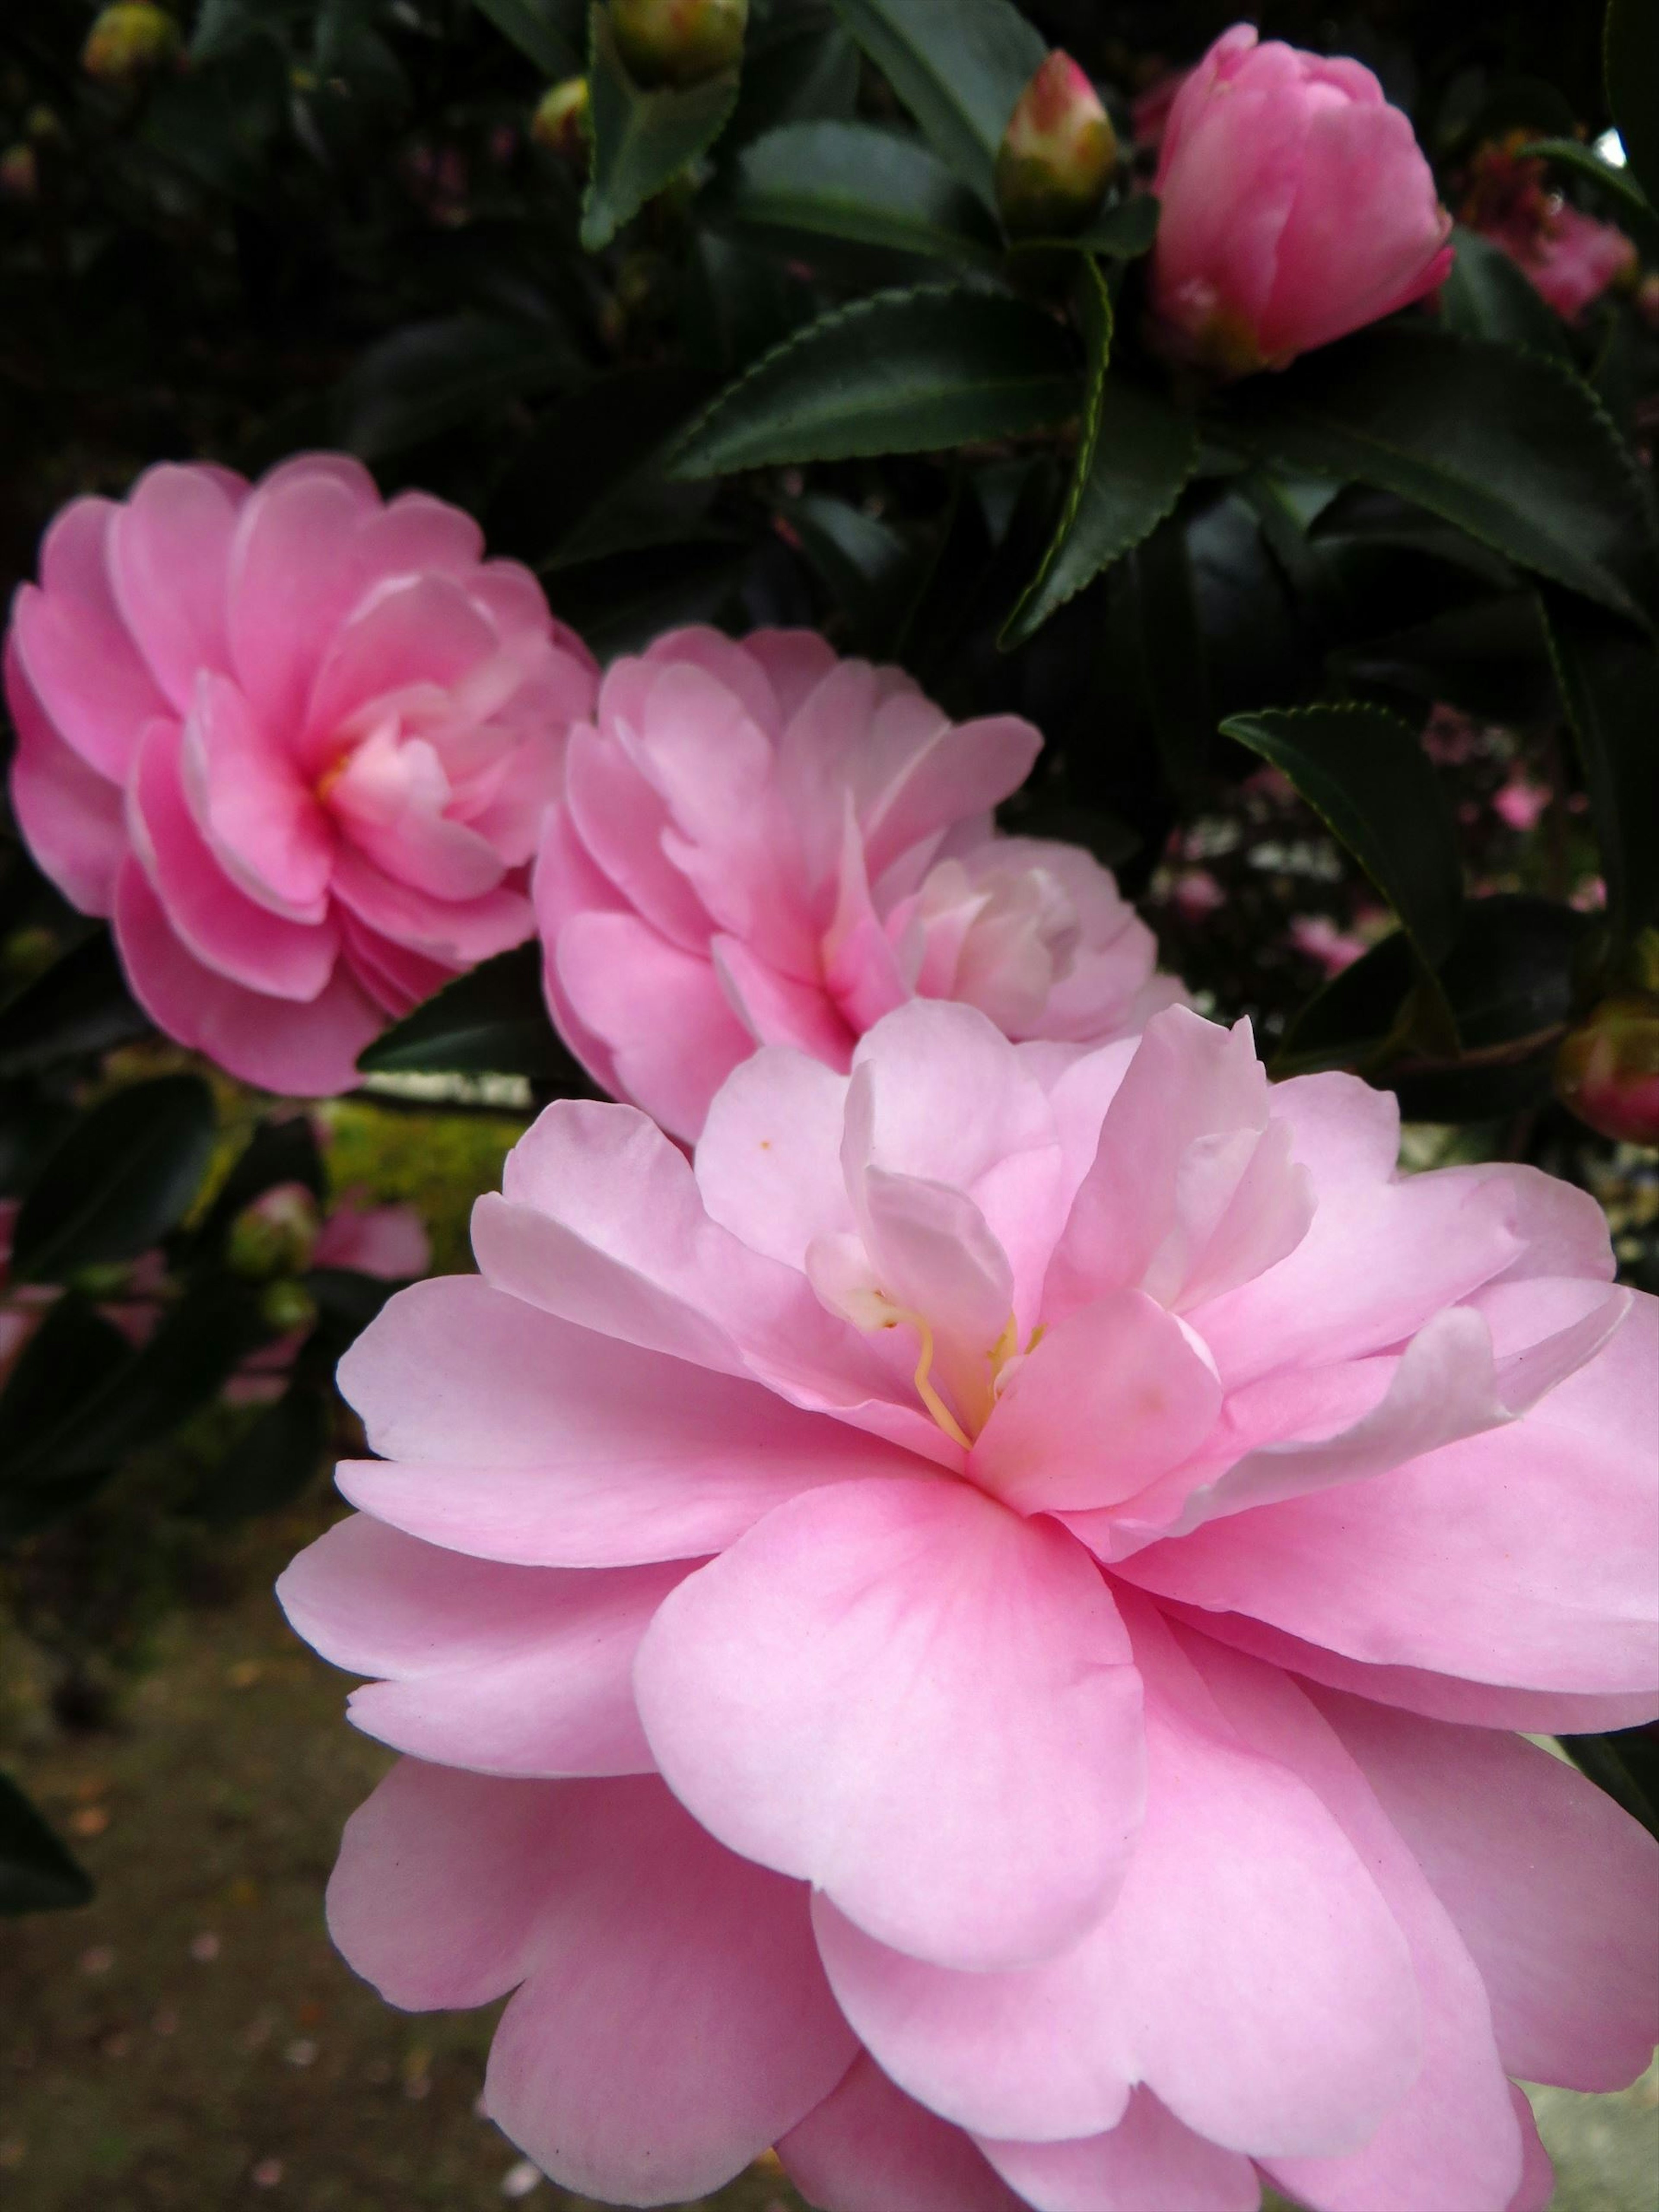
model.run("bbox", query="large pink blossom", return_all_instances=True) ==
[1147,24,1453,375]
[534,626,1172,1140]
[4,456,597,1094]
[281,1000,1658,2210]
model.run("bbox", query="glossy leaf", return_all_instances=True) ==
[13,1076,216,1284]
[1229,327,1657,629]
[780,491,919,656]
[672,284,1079,475]
[1106,516,1214,802]
[1438,226,1571,361]
[0,1300,132,1538]
[1221,705,1464,971]
[197,1382,331,1524]
[470,0,582,76]
[582,7,741,252]
[1002,264,1197,645]
[1520,137,1658,237]
[0,1775,92,1915]
[725,9,862,146]
[0,931,149,1080]
[1543,592,1659,938]
[1606,0,1659,208]
[335,315,579,461]
[358,942,591,1082]
[715,121,1002,269]
[827,0,1045,210]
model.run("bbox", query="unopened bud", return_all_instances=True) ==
[531,77,590,162]
[996,52,1117,238]
[608,0,746,89]
[229,1183,322,1281]
[0,144,37,202]
[82,2,179,83]
[1555,992,1659,1147]
[260,1278,319,1337]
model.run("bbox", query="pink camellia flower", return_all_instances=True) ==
[1147,24,1453,375]
[280,1000,1658,2211]
[1462,140,1637,322]
[4,456,597,1094]
[535,626,1173,1140]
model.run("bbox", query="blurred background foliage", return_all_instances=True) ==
[0,0,1656,1929]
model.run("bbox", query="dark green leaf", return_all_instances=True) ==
[781,491,919,656]
[1332,593,1557,727]
[0,1775,92,1915]
[1228,328,1657,629]
[1560,1725,1659,1840]
[725,6,859,145]
[1002,265,1197,646]
[196,1383,330,1524]
[13,1077,216,1284]
[1519,138,1658,238]
[1606,0,1659,208]
[672,284,1079,476]
[1113,516,1214,801]
[1221,705,1464,970]
[1439,226,1571,362]
[358,942,591,1082]
[828,0,1043,209]
[334,315,579,462]
[0,931,149,1080]
[0,1300,131,1538]
[715,121,1002,269]
[1543,592,1659,938]
[1072,196,1160,259]
[582,7,741,252]
[470,0,582,76]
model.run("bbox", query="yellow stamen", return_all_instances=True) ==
[881,1306,974,1451]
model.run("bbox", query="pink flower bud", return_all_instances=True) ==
[995,53,1118,238]
[1147,23,1452,376]
[608,0,746,89]
[82,3,180,84]
[531,78,590,163]
[1557,993,1659,1147]
[228,1183,322,1281]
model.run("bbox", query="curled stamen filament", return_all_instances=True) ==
[881,1305,974,1451]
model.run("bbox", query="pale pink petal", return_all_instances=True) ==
[312,1201,429,1278]
[481,1777,857,2205]
[305,574,499,743]
[327,728,506,900]
[1507,2089,1555,2212]
[337,911,452,1016]
[9,506,170,778]
[226,465,377,742]
[330,845,531,962]
[126,717,338,1000]
[978,2089,1259,2212]
[179,671,334,920]
[336,1275,917,1567]
[1122,1294,1659,1697]
[712,931,855,1064]
[563,718,713,950]
[107,463,239,710]
[278,1513,688,1775]
[859,712,1043,885]
[1188,1634,1525,2212]
[1312,1691,1659,2091]
[113,858,380,1094]
[5,637,127,914]
[972,1290,1223,1513]
[779,2055,1025,2212]
[695,1046,856,1268]
[555,909,753,1142]
[635,1476,1145,1972]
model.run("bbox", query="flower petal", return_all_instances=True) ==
[779,2055,1025,2212]
[978,2089,1259,2212]
[635,1475,1144,1972]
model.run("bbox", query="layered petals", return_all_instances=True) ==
[6,455,596,1092]
[536,626,1165,1141]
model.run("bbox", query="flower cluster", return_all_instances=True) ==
[6,18,1658,2211]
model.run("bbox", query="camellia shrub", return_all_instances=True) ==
[1,0,1657,2204]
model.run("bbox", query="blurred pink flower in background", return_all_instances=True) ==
[5,456,597,1095]
[229,1190,431,1407]
[535,626,1175,1140]
[1147,24,1453,375]
[1461,140,1637,321]
[1492,775,1551,834]
[283,1001,1658,2211]
[1288,912,1369,978]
